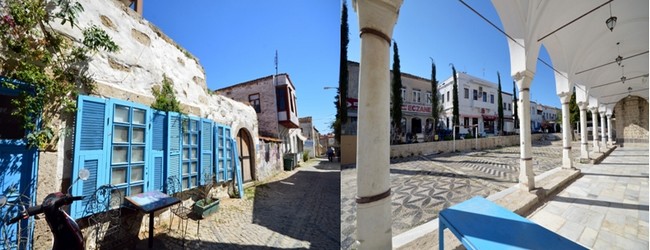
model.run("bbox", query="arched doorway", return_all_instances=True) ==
[236,129,255,182]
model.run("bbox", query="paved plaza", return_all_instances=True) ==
[136,158,340,249]
[528,144,649,249]
[341,136,585,249]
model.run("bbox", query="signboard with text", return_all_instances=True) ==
[346,98,432,115]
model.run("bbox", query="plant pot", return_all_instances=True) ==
[192,198,220,219]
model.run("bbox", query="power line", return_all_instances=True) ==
[457,0,566,79]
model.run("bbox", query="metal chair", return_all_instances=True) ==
[166,176,192,244]
[87,185,127,250]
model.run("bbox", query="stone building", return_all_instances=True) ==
[299,116,321,158]
[215,73,305,171]
[0,0,266,249]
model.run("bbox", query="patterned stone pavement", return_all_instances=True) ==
[341,136,583,249]
[136,158,340,249]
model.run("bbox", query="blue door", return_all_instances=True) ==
[0,85,39,250]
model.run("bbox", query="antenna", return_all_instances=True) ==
[274,50,278,86]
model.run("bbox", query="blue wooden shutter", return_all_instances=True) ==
[166,112,182,193]
[230,138,244,198]
[150,111,166,191]
[224,127,233,181]
[214,125,225,183]
[200,119,213,184]
[71,95,109,219]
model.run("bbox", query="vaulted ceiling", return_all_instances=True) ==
[492,0,648,107]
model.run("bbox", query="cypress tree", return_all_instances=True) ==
[334,0,349,144]
[497,72,504,135]
[430,59,439,137]
[451,64,459,136]
[391,41,403,144]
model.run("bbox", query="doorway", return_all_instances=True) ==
[236,129,255,182]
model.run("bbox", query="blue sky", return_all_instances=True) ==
[143,1,339,134]
[346,1,560,108]
[143,1,561,135]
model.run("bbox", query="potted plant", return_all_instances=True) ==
[192,173,220,219]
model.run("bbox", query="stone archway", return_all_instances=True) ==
[613,95,649,144]
[236,128,255,182]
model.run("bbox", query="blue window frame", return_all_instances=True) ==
[181,117,199,189]
[110,103,147,197]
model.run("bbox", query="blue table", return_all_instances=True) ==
[438,196,587,250]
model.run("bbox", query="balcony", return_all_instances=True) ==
[276,85,299,128]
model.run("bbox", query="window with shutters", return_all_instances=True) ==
[71,95,238,219]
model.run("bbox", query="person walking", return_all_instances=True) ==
[327,147,335,162]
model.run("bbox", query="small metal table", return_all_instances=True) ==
[125,190,180,249]
[439,196,587,250]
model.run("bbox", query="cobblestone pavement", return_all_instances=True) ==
[139,158,340,249]
[341,137,583,249]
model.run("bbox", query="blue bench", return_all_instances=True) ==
[439,196,587,250]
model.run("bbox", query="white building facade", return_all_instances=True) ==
[439,72,515,136]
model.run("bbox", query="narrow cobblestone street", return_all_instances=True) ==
[138,158,340,249]
[341,137,582,249]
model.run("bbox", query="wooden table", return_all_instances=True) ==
[125,190,180,249]
[439,196,588,250]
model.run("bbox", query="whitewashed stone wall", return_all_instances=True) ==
[28,1,261,249]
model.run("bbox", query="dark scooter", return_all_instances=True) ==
[4,169,90,250]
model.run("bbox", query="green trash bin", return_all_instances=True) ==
[283,158,294,171]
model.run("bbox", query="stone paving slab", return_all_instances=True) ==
[341,137,582,249]
[528,144,649,250]
[135,158,340,249]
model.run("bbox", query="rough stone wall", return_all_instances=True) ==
[614,96,649,143]
[215,76,279,138]
[25,1,260,249]
[256,141,283,180]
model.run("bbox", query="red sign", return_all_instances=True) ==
[401,104,432,114]
[347,98,358,109]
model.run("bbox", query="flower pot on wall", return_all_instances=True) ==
[192,198,220,219]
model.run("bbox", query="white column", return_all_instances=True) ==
[354,1,402,249]
[600,111,607,148]
[579,103,590,160]
[590,107,600,153]
[607,114,613,145]
[515,71,534,191]
[559,92,573,169]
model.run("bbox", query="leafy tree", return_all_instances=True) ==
[0,0,119,150]
[335,0,349,144]
[391,41,403,144]
[497,72,504,135]
[513,80,518,129]
[451,64,459,136]
[151,74,181,112]
[430,59,439,136]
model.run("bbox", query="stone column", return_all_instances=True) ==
[559,92,573,169]
[354,0,402,249]
[514,71,535,190]
[600,111,607,149]
[579,103,590,160]
[607,114,613,145]
[590,107,600,153]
